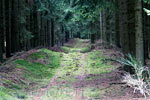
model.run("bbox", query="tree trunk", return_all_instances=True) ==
[5,0,12,57]
[11,0,19,53]
[115,0,120,47]
[135,0,144,65]
[143,2,149,59]
[119,0,129,54]
[99,11,103,41]
[0,0,3,62]
[127,0,136,56]
[102,11,107,42]
[51,19,55,47]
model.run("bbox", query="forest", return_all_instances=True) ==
[1,0,150,100]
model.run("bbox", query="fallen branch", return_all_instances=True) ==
[109,82,126,85]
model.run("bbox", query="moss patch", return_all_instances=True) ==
[85,51,114,75]
[14,49,61,83]
[14,60,54,80]
[56,52,83,82]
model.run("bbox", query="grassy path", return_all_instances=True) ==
[1,39,147,100]
[74,54,86,100]
[30,39,117,100]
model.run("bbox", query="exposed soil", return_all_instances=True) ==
[32,73,58,100]
[74,54,86,100]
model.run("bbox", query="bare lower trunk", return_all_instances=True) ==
[135,0,144,65]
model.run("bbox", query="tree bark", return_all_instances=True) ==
[51,19,55,47]
[0,0,3,62]
[102,11,107,42]
[143,2,149,59]
[135,0,144,65]
[5,0,12,57]
[115,0,120,47]
[127,0,136,56]
[119,0,129,54]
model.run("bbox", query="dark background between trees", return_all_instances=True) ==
[0,0,150,65]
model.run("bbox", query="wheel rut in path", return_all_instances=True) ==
[32,72,58,100]
[30,39,89,100]
[74,54,87,100]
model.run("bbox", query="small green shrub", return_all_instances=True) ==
[117,54,149,80]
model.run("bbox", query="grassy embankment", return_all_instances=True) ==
[0,49,61,100]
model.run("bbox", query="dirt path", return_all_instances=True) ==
[74,54,86,100]
[30,39,88,100]
[29,39,137,100]
[32,72,58,100]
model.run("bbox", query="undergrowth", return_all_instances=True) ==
[118,54,150,98]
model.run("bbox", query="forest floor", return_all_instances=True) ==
[0,39,149,100]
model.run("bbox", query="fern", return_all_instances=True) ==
[117,54,150,98]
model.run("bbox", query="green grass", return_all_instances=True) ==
[61,44,91,53]
[56,52,83,82]
[83,87,117,99]
[61,38,91,53]
[80,44,91,53]
[2,80,22,90]
[0,86,27,100]
[61,46,72,53]
[14,60,54,80]
[61,46,81,53]
[28,51,48,59]
[41,85,74,100]
[83,87,102,98]
[74,38,83,48]
[14,49,61,82]
[85,51,114,75]
[40,49,61,68]
[0,49,61,100]
[0,39,117,100]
